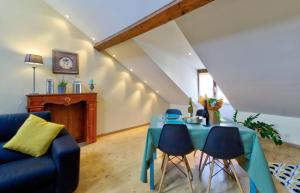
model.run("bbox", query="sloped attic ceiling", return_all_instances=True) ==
[45,0,174,42]
[176,0,300,117]
[134,21,205,102]
[106,40,189,105]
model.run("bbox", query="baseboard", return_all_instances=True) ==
[285,142,300,148]
[97,123,150,137]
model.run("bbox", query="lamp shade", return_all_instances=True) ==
[24,54,43,66]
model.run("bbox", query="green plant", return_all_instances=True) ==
[58,80,68,87]
[233,110,283,145]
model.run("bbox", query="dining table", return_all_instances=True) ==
[140,115,277,193]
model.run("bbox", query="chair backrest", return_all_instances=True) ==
[196,109,205,117]
[0,111,51,141]
[203,126,244,160]
[158,124,194,156]
[165,109,182,115]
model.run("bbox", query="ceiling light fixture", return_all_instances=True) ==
[92,37,96,41]
[188,52,192,56]
[130,68,133,72]
[144,80,148,83]
[112,54,116,58]
[65,14,70,19]
[156,90,159,93]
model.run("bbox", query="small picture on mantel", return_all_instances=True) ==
[52,50,79,74]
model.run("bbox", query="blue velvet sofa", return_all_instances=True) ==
[0,112,80,193]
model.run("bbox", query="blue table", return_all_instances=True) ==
[140,115,276,193]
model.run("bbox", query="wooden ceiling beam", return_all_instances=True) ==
[94,0,214,51]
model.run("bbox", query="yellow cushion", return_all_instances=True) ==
[4,114,64,157]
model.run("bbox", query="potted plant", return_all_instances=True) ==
[233,110,282,145]
[57,79,68,94]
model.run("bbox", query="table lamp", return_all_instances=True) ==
[24,54,43,94]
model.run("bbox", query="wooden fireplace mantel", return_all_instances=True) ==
[27,93,97,144]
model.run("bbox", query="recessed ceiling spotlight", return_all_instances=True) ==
[65,14,70,19]
[130,68,133,72]
[92,37,96,41]
[156,90,159,93]
[112,54,116,58]
[188,52,192,56]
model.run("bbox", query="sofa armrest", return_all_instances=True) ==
[51,129,80,193]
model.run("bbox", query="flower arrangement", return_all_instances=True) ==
[199,96,223,111]
[199,96,223,124]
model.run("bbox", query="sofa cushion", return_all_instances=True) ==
[0,112,51,141]
[0,142,30,164]
[4,114,64,157]
[0,156,56,193]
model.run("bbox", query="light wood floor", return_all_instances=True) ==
[75,125,299,193]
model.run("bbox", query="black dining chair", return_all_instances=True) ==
[158,124,194,193]
[200,126,245,193]
[196,109,205,117]
[165,108,182,115]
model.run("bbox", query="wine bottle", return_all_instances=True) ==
[188,97,193,117]
[204,100,210,126]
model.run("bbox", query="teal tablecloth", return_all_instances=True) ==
[140,115,277,193]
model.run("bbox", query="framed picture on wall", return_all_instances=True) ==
[52,50,79,74]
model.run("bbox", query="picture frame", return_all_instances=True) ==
[52,50,79,74]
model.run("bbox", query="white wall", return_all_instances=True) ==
[0,0,169,134]
[238,112,300,145]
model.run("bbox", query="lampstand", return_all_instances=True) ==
[24,54,43,94]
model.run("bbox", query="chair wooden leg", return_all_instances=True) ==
[183,156,193,181]
[158,155,169,193]
[206,159,215,193]
[161,153,166,171]
[193,150,197,157]
[183,156,194,193]
[199,154,209,175]
[223,159,235,180]
[229,160,244,193]
[198,151,204,171]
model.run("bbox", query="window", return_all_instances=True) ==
[198,69,229,103]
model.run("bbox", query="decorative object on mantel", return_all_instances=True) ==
[46,79,54,94]
[73,77,82,94]
[88,79,95,92]
[24,54,43,94]
[52,50,78,74]
[57,78,68,94]
[269,163,300,193]
[199,96,223,124]
[233,110,282,145]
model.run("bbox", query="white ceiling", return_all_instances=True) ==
[134,21,204,102]
[45,0,174,42]
[176,0,300,117]
[106,40,189,105]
